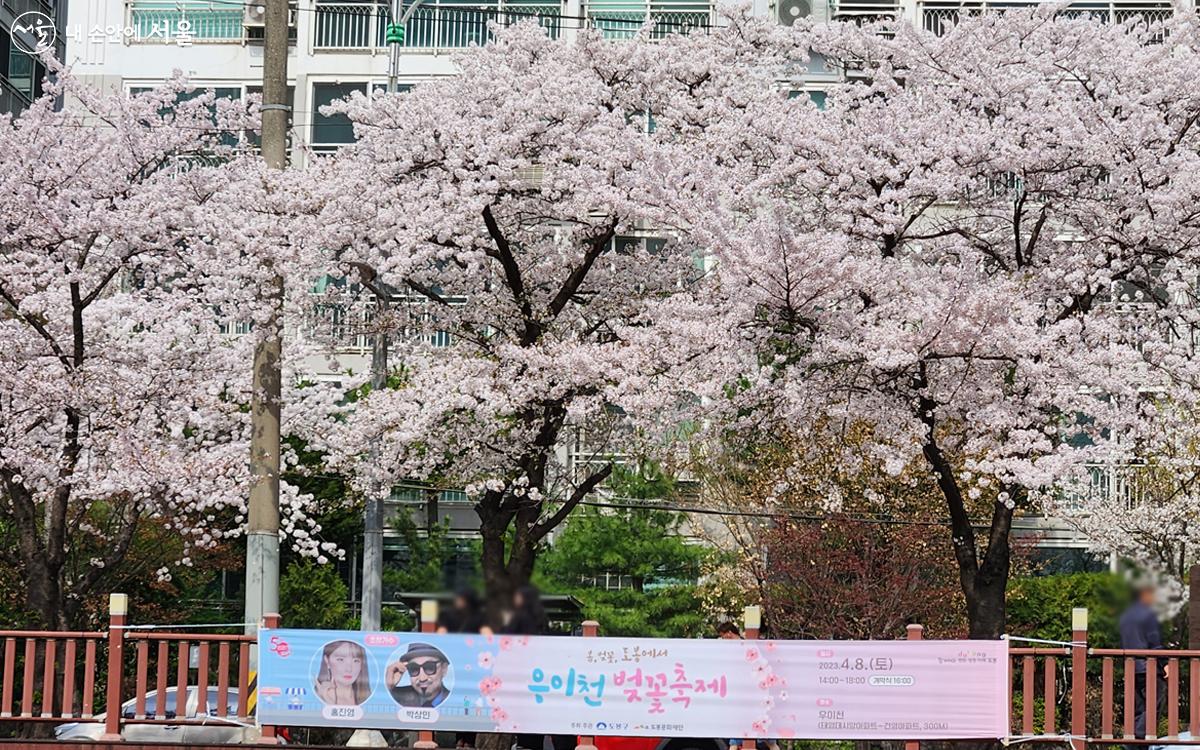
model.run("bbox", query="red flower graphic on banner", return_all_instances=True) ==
[479,676,503,694]
[745,648,760,662]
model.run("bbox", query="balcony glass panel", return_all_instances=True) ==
[129,0,245,40]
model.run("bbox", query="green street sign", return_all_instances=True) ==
[385,23,405,43]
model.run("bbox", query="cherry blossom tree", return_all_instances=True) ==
[297,20,799,614]
[0,73,335,628]
[702,10,1200,637]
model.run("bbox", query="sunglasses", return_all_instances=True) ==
[407,661,443,676]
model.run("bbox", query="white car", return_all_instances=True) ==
[54,687,280,744]
[1151,731,1195,749]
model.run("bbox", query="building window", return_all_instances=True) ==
[312,82,367,150]
[7,47,34,99]
[311,82,412,151]
[788,89,827,109]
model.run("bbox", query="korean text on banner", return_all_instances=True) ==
[256,630,1008,740]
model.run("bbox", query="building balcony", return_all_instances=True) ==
[314,2,562,49]
[123,0,298,43]
[918,0,1173,36]
[830,0,900,23]
[311,0,714,52]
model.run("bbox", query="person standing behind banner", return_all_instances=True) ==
[504,586,571,750]
[1121,582,1167,750]
[438,589,490,637]
[437,589,491,749]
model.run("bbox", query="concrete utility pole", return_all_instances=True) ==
[244,0,290,654]
[361,294,389,633]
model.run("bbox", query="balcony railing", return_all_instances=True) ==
[313,2,563,50]
[586,10,714,38]
[312,1,713,50]
[831,0,900,22]
[918,0,1173,35]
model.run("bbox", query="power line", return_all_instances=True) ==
[576,498,992,529]
[378,478,991,529]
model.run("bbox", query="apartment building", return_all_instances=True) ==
[59,0,724,163]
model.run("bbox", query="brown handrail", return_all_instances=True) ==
[1011,647,1070,655]
[122,631,254,642]
[0,630,104,639]
[1092,648,1200,657]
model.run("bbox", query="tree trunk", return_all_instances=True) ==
[917,383,1015,642]
[964,554,1009,640]
[480,519,513,628]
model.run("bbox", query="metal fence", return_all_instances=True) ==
[313,2,563,49]
[311,1,713,49]
[919,0,1173,35]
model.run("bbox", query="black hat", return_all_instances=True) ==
[401,642,447,662]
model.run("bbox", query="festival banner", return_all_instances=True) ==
[256,629,1009,740]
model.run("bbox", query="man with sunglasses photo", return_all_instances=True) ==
[386,643,452,707]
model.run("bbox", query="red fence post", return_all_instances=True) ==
[905,624,924,750]
[741,606,761,750]
[259,613,281,745]
[100,593,128,742]
[414,599,439,750]
[1070,608,1088,750]
[577,621,600,750]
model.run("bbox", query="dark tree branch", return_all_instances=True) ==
[531,463,613,542]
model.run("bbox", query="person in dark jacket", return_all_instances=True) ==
[504,586,565,750]
[504,585,548,638]
[438,588,489,636]
[1120,582,1166,748]
[436,589,488,748]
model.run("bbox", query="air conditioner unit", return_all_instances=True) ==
[777,0,828,25]
[244,2,296,27]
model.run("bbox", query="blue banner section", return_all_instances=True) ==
[257,629,497,730]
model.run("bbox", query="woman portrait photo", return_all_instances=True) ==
[314,640,372,706]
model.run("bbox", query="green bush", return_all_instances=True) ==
[1006,572,1131,648]
[279,559,353,630]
